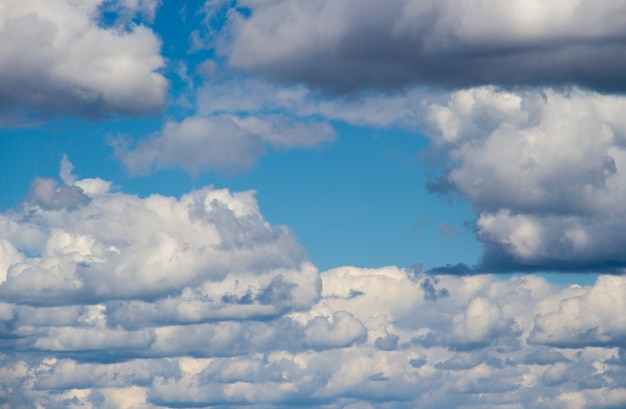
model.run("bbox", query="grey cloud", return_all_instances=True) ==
[115,114,335,175]
[408,357,426,368]
[426,263,474,276]
[420,276,450,301]
[522,349,569,366]
[28,178,91,210]
[0,0,166,123]
[222,0,626,94]
[32,327,155,353]
[375,334,399,351]
[434,352,485,371]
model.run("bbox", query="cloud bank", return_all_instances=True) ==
[223,0,626,94]
[3,165,626,408]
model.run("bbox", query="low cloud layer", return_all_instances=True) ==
[0,0,166,123]
[3,165,626,408]
[223,0,626,94]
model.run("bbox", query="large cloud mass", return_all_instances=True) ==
[3,166,626,408]
[424,86,626,271]
[223,0,626,93]
[0,0,166,123]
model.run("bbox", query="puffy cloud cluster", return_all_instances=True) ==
[221,0,626,93]
[3,166,626,408]
[425,86,626,271]
[0,0,166,123]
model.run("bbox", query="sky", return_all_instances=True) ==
[2,0,626,408]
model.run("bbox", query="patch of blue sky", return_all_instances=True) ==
[0,116,481,273]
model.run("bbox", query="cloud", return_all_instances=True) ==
[114,114,335,174]
[6,163,626,408]
[221,0,626,94]
[0,0,167,123]
[28,177,91,211]
[529,275,626,348]
[0,159,316,307]
[113,66,362,176]
[196,77,429,128]
[424,86,626,271]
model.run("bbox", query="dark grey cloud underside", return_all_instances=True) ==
[427,252,626,275]
[235,41,626,94]
[478,243,626,274]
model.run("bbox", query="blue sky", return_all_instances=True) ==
[2,1,626,408]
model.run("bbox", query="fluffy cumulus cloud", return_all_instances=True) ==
[0,0,166,123]
[424,86,626,271]
[4,163,626,408]
[222,0,626,93]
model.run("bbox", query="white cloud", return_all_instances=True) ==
[304,311,367,349]
[0,161,315,308]
[0,0,166,123]
[450,297,512,347]
[530,275,626,347]
[425,86,626,270]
